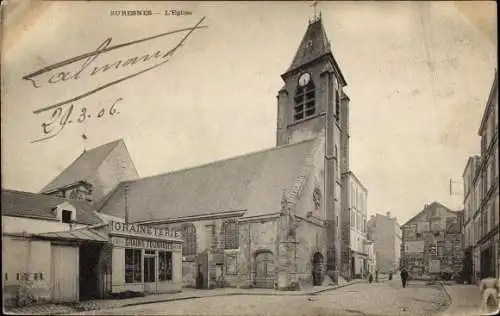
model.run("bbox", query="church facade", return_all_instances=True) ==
[20,16,353,292]
[97,16,352,289]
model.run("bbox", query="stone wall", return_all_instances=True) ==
[295,219,326,287]
[2,236,52,307]
[237,219,279,288]
[182,261,196,288]
[89,140,139,203]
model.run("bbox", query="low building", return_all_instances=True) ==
[400,202,463,280]
[1,189,183,308]
[367,212,401,274]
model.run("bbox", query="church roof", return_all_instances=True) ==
[1,189,102,225]
[98,138,320,222]
[287,18,331,73]
[40,139,124,193]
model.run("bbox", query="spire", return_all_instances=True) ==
[286,14,331,74]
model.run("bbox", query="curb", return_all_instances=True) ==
[308,280,365,295]
[8,281,364,314]
[83,280,364,311]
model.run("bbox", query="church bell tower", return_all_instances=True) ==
[275,14,351,282]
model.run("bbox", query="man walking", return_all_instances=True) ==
[400,268,409,288]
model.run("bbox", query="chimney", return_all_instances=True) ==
[386,211,391,217]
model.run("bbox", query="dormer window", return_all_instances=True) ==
[62,210,72,224]
[294,72,315,121]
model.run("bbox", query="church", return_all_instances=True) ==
[5,15,354,295]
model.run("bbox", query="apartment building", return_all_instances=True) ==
[367,212,401,274]
[346,172,371,278]
[462,70,499,283]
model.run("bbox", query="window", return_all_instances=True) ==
[335,90,341,122]
[222,220,239,250]
[125,249,142,283]
[159,251,173,281]
[294,80,315,121]
[182,223,197,256]
[350,211,355,228]
[61,210,72,224]
[226,255,238,274]
[351,184,355,206]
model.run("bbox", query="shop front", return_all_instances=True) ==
[108,221,183,294]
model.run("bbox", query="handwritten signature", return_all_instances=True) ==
[25,17,207,143]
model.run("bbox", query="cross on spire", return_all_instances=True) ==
[310,1,321,22]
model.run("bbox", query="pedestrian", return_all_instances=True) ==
[479,276,499,314]
[375,270,379,283]
[368,273,373,283]
[400,268,409,288]
[389,272,393,280]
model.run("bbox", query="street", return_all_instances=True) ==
[74,280,450,316]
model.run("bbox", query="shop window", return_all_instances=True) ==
[159,251,173,281]
[222,220,239,250]
[182,223,197,256]
[125,249,142,283]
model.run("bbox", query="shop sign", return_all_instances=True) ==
[109,220,181,238]
[111,236,182,250]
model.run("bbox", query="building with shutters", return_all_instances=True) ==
[462,70,499,284]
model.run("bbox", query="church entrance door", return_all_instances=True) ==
[254,250,274,288]
[312,252,324,285]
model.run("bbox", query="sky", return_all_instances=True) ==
[1,1,497,225]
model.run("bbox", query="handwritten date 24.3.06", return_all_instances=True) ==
[35,98,123,143]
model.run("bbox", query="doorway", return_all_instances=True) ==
[144,250,156,293]
[254,250,274,288]
[351,257,355,279]
[79,243,102,300]
[480,246,493,279]
[312,252,324,285]
[53,245,79,302]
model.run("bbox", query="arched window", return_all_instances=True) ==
[182,223,197,256]
[294,79,315,121]
[222,220,239,249]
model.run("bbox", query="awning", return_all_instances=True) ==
[33,227,109,243]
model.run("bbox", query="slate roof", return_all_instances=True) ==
[98,138,320,222]
[284,18,347,86]
[1,189,102,225]
[40,139,124,193]
[287,18,331,73]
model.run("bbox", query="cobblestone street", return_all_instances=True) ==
[74,280,450,316]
